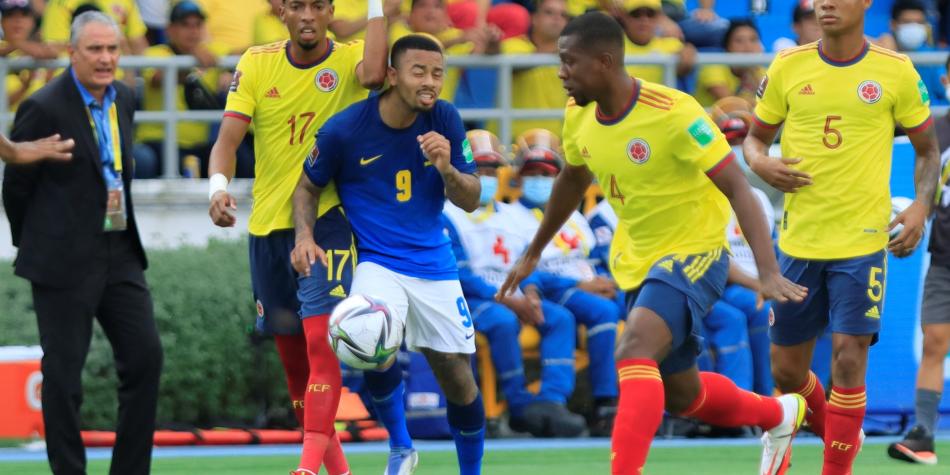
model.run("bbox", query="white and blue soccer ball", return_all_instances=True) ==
[328,294,404,370]
[890,196,915,240]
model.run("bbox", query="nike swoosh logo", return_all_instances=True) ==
[465,333,475,340]
[360,154,383,166]
[423,160,433,167]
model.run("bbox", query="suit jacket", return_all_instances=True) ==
[3,70,147,287]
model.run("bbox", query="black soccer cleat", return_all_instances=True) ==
[887,425,937,465]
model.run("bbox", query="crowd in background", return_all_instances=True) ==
[0,0,947,179]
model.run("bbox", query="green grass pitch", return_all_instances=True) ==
[0,441,946,474]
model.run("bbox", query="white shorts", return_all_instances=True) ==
[350,261,476,354]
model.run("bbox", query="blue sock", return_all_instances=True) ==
[447,393,485,475]
[365,363,413,451]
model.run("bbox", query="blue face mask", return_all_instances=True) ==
[479,176,498,205]
[521,176,555,205]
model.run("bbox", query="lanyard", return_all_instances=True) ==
[85,102,123,174]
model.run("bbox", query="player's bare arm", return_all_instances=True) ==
[290,173,328,276]
[207,116,250,228]
[419,131,481,212]
[889,123,941,258]
[353,0,394,89]
[727,260,761,293]
[743,122,813,193]
[0,133,74,164]
[710,159,807,306]
[497,163,593,299]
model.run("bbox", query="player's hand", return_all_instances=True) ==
[291,237,327,277]
[418,131,451,174]
[383,0,401,18]
[208,191,237,228]
[5,134,74,164]
[749,155,813,193]
[578,276,617,300]
[756,271,808,309]
[496,252,540,300]
[888,199,928,258]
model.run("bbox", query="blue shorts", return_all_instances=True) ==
[250,206,354,335]
[624,247,729,375]
[770,250,886,346]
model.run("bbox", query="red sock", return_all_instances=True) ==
[792,371,827,440]
[612,359,664,475]
[822,386,866,475]
[298,316,346,472]
[681,372,783,430]
[323,432,350,475]
[274,334,310,426]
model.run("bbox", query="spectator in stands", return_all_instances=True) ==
[772,0,821,52]
[448,0,530,40]
[666,0,729,49]
[694,19,765,107]
[507,129,622,436]
[254,0,290,45]
[329,0,402,43]
[0,0,58,111]
[134,0,229,178]
[882,0,948,104]
[498,0,568,139]
[195,0,269,54]
[136,0,167,44]
[443,129,586,438]
[42,0,149,54]
[391,0,500,102]
[611,0,695,85]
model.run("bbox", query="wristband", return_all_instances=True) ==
[368,0,384,20]
[209,173,229,201]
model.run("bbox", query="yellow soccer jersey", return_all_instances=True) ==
[225,39,368,236]
[694,65,765,107]
[497,36,566,138]
[754,41,932,259]
[563,79,733,289]
[254,12,289,46]
[624,36,683,85]
[43,0,147,43]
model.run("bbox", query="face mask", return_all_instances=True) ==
[521,176,555,205]
[896,23,928,51]
[479,176,498,205]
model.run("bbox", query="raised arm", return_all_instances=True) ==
[354,0,396,89]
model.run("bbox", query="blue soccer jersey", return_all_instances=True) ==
[304,95,476,280]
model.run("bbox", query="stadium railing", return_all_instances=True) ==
[0,51,946,178]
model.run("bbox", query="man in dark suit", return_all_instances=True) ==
[2,11,163,475]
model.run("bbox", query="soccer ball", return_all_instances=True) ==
[328,294,404,370]
[890,196,915,239]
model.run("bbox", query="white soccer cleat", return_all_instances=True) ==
[760,394,807,475]
[384,448,419,475]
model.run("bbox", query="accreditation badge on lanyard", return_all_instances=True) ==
[90,103,127,232]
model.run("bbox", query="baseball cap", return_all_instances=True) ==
[623,0,661,12]
[466,130,509,167]
[0,0,33,14]
[170,0,206,23]
[514,129,564,174]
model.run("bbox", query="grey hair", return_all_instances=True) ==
[69,11,121,47]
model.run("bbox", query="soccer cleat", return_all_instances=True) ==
[383,447,419,475]
[759,394,807,475]
[290,470,318,475]
[887,425,937,465]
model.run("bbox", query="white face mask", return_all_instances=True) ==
[896,23,928,51]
